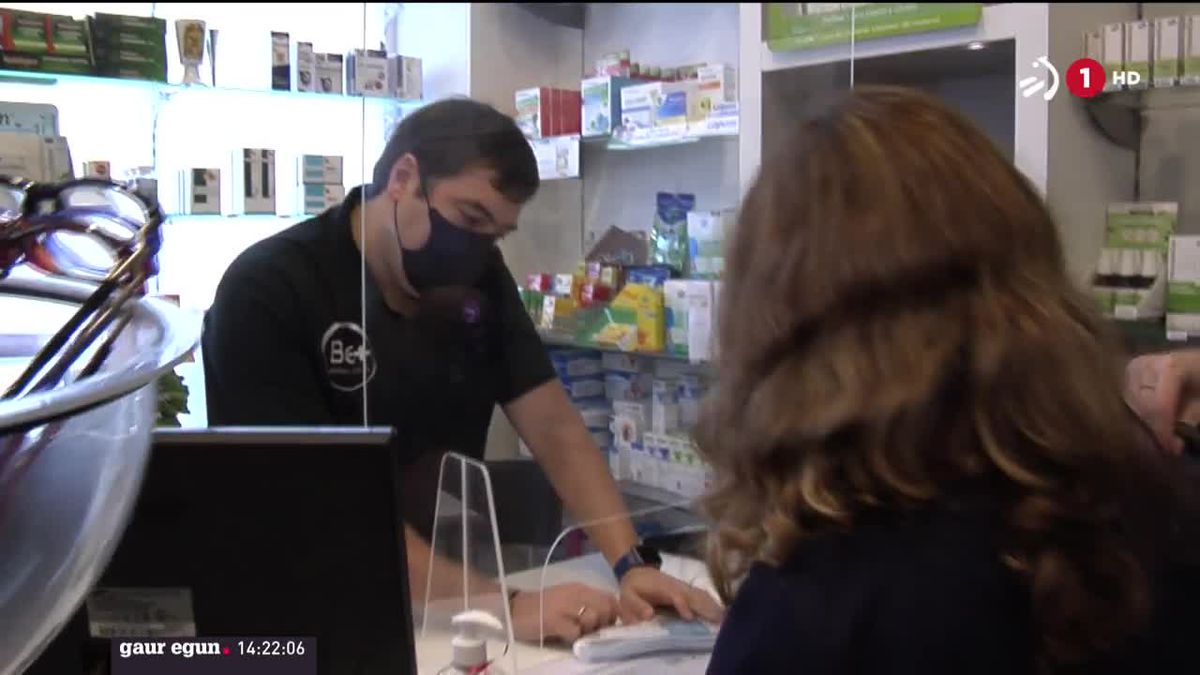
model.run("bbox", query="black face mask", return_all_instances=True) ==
[396,198,496,290]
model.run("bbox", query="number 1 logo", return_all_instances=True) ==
[1065,58,1106,98]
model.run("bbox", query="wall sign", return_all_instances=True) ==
[766,3,983,53]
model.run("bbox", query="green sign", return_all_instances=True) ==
[766,3,983,52]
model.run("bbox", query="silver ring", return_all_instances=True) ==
[576,605,588,618]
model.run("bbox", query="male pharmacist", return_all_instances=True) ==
[201,98,721,642]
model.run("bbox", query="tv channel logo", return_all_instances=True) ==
[1020,57,1142,100]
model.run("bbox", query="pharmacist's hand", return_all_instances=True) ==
[1125,350,1200,455]
[617,567,724,626]
[509,583,618,644]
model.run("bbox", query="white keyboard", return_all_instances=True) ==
[573,617,719,663]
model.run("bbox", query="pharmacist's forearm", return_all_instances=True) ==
[544,431,639,565]
[506,381,638,565]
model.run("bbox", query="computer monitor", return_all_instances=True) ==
[26,426,416,675]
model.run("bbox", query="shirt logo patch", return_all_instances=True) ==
[321,322,377,392]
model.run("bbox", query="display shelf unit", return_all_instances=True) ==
[1085,85,1200,152]
[540,330,706,365]
[0,68,420,107]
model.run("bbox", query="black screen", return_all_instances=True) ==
[26,427,416,675]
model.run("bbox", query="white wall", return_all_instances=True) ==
[466,3,584,460]
[1046,3,1140,285]
[580,3,742,246]
[1139,4,1200,234]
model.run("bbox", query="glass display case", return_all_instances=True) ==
[0,2,416,426]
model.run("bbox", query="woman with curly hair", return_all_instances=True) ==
[700,86,1200,674]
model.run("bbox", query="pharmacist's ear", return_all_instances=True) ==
[385,153,421,201]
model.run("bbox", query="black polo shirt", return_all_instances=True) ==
[201,186,555,535]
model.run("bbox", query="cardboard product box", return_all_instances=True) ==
[0,132,73,182]
[82,160,110,179]
[1167,236,1200,337]
[347,48,388,97]
[1103,22,1126,91]
[92,47,167,69]
[0,10,89,56]
[1155,17,1182,87]
[232,148,276,215]
[619,82,658,130]
[1185,15,1200,85]
[271,31,290,91]
[180,168,221,215]
[582,75,636,138]
[0,101,59,136]
[387,54,423,100]
[296,42,316,92]
[91,13,167,36]
[695,64,736,117]
[687,210,731,279]
[1084,29,1103,62]
[90,31,167,56]
[1125,20,1152,89]
[299,183,345,215]
[0,50,93,75]
[316,53,344,94]
[298,155,343,185]
[557,89,581,136]
[516,86,552,138]
[96,60,167,82]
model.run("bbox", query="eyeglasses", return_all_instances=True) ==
[0,175,164,399]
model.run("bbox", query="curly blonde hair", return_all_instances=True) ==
[698,86,1173,670]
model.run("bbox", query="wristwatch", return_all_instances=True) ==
[613,544,662,582]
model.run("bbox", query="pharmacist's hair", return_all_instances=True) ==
[369,97,539,203]
[697,86,1190,672]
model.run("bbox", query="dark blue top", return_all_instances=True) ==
[707,503,1200,674]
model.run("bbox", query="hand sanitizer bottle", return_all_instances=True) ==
[449,610,508,675]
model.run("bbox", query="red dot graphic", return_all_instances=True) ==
[1066,58,1106,98]
[223,647,230,655]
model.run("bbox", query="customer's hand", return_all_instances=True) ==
[617,567,724,626]
[1125,350,1200,455]
[509,583,618,643]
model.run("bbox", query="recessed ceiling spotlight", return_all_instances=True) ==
[967,41,986,51]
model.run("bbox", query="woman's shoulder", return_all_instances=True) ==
[708,504,1031,674]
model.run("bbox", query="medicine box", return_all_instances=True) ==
[347,49,388,97]
[550,349,603,378]
[180,168,221,215]
[316,53,344,94]
[517,87,578,138]
[232,148,276,214]
[82,160,110,179]
[695,64,736,116]
[1155,17,1182,87]
[298,155,343,185]
[687,210,730,279]
[1185,15,1200,85]
[1084,29,1103,62]
[0,101,59,136]
[0,132,73,182]
[582,76,634,137]
[387,55,423,100]
[299,183,345,215]
[1103,22,1125,91]
[1124,20,1151,89]
[271,31,290,91]
[619,82,658,130]
[296,41,316,92]
[1167,236,1200,337]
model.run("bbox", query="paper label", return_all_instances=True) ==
[87,587,197,638]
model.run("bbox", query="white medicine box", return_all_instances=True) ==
[232,148,276,215]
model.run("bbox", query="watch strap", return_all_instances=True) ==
[613,545,661,582]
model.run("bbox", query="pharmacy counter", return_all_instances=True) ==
[413,553,714,674]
